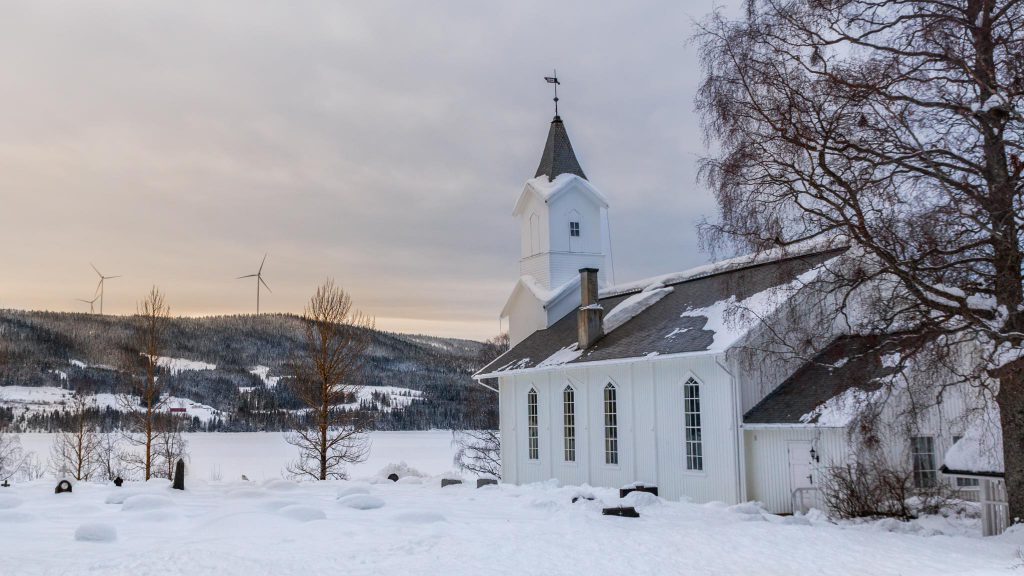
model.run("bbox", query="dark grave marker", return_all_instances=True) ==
[387,473,399,482]
[602,506,640,518]
[55,480,73,494]
[172,459,185,490]
[476,478,498,488]
[113,476,124,487]
[572,495,596,504]
[1,480,9,488]
[441,479,462,488]
[619,484,658,498]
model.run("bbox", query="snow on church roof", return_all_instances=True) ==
[943,408,1004,477]
[478,246,845,378]
[744,335,904,426]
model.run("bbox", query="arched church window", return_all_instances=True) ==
[604,383,618,465]
[527,388,539,460]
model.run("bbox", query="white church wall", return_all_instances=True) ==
[505,283,549,347]
[497,353,742,505]
[743,427,851,513]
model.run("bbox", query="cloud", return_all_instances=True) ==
[0,0,735,340]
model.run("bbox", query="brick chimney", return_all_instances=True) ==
[578,268,604,349]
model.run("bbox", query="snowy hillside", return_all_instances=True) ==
[0,310,493,432]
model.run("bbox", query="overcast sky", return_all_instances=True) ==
[0,0,739,340]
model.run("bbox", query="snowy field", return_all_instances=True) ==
[1,432,1022,576]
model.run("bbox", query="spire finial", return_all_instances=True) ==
[544,70,560,117]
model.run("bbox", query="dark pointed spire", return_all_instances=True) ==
[535,115,587,181]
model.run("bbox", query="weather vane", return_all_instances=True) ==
[544,70,560,116]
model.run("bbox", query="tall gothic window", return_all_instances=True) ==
[684,378,703,471]
[527,388,539,460]
[604,383,618,465]
[563,385,576,462]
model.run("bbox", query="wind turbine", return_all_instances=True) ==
[90,263,121,315]
[77,294,100,314]
[237,254,272,315]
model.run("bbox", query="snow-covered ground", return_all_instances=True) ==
[2,431,1021,575]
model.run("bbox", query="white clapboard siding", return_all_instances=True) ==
[743,427,851,513]
[497,353,742,505]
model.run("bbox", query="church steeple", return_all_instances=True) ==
[534,116,587,181]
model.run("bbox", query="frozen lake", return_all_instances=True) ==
[18,431,460,482]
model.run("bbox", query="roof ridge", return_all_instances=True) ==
[599,242,848,299]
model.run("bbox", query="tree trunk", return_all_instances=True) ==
[998,368,1024,522]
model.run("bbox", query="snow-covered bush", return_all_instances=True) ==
[377,461,425,479]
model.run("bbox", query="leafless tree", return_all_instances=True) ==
[94,432,125,481]
[152,416,189,480]
[0,431,28,483]
[118,286,171,481]
[453,333,508,478]
[695,0,1024,516]
[50,390,101,480]
[285,279,373,481]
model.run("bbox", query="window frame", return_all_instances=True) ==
[603,383,619,466]
[911,436,937,488]
[563,385,576,463]
[683,377,704,472]
[527,387,539,461]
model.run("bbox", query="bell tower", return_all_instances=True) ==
[502,113,613,346]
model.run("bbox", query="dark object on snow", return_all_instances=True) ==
[241,474,249,481]
[441,479,463,488]
[572,495,595,504]
[602,506,639,518]
[1,480,9,488]
[113,476,123,487]
[55,480,73,494]
[387,473,399,482]
[476,478,498,488]
[172,459,185,490]
[619,484,658,498]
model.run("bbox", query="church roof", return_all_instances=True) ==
[535,116,587,181]
[742,335,903,426]
[476,247,845,378]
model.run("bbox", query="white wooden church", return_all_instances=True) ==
[474,111,1005,524]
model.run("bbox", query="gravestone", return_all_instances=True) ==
[572,495,595,504]
[602,506,640,518]
[387,473,399,482]
[441,478,463,488]
[1,480,9,488]
[476,478,498,488]
[55,480,73,494]
[172,459,185,490]
[619,484,659,498]
[113,477,124,487]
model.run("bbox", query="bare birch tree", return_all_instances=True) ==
[0,431,28,483]
[152,416,189,480]
[50,390,101,480]
[453,333,508,478]
[119,286,171,481]
[285,279,373,481]
[695,0,1024,515]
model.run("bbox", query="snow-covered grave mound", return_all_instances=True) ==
[74,522,117,543]
[0,431,1016,576]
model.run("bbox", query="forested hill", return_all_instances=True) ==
[0,310,492,432]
